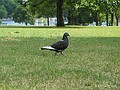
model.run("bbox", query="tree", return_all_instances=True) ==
[0,19,2,25]
[29,0,64,26]
[75,0,100,25]
[4,0,17,18]
[0,6,7,19]
[113,0,120,26]
[56,0,64,26]
[93,0,101,26]
[101,0,120,26]
[18,0,65,26]
[0,0,4,6]
[29,0,56,26]
[101,0,111,26]
[0,0,17,18]
[17,0,120,26]
[77,5,93,25]
[64,0,78,25]
[0,6,7,25]
[108,0,116,26]
[115,6,120,26]
[13,6,35,25]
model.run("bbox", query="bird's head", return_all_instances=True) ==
[62,32,70,40]
[64,32,69,37]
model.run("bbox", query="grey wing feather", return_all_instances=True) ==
[51,40,66,50]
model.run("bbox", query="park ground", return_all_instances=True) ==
[0,26,120,90]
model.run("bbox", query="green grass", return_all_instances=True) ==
[0,26,120,90]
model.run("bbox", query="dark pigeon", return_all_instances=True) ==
[41,32,69,55]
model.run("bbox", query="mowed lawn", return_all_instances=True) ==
[0,26,120,90]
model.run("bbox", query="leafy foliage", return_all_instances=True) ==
[13,6,35,25]
[1,0,120,26]
[0,0,17,18]
[0,6,7,18]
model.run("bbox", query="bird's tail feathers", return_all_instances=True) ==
[41,46,55,51]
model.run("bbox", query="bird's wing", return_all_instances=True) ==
[51,40,67,50]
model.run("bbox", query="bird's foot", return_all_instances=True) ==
[54,52,64,56]
[55,52,57,56]
[60,52,64,55]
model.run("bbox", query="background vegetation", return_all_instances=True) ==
[0,0,120,26]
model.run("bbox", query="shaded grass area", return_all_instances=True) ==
[0,27,120,89]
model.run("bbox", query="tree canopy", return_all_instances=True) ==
[13,6,35,25]
[0,0,17,18]
[1,0,120,26]
[0,6,7,19]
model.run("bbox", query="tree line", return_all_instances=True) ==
[0,0,120,26]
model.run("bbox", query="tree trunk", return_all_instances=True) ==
[115,14,119,26]
[106,11,109,26]
[68,10,74,25]
[95,11,98,26]
[111,13,114,26]
[0,18,2,25]
[25,22,27,26]
[47,17,49,26]
[95,0,99,26]
[68,10,72,25]
[56,0,64,26]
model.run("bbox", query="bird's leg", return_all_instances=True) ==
[55,52,57,55]
[60,52,64,55]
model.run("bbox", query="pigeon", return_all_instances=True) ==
[41,32,69,55]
